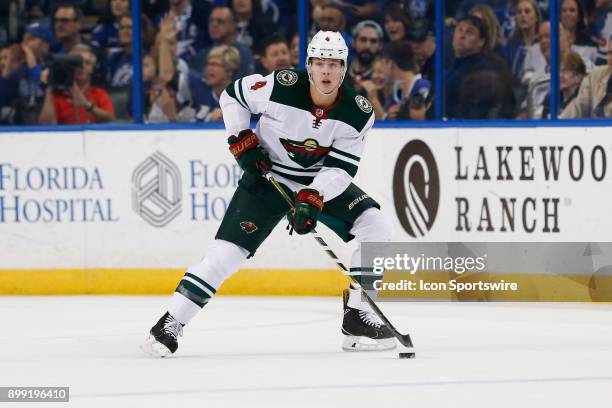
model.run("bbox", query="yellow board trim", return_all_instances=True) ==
[0,269,349,296]
[0,268,610,301]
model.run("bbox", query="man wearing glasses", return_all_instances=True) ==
[52,4,85,54]
[190,6,254,78]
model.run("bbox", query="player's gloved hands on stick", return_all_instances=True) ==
[290,189,324,234]
[228,129,272,175]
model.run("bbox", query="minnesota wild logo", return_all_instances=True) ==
[280,138,331,168]
[355,95,373,113]
[276,70,298,86]
[240,221,258,233]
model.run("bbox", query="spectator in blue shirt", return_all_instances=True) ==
[11,22,53,124]
[501,0,541,82]
[91,0,130,56]
[106,14,156,88]
[231,0,277,53]
[383,40,432,120]
[0,45,20,124]
[189,6,254,78]
[591,0,612,65]
[386,0,432,21]
[154,0,210,63]
[51,4,86,54]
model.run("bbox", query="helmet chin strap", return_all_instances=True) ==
[307,65,344,96]
[313,82,339,96]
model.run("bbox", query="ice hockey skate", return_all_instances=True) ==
[141,312,183,357]
[341,289,396,351]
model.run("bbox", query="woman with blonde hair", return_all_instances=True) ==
[469,4,505,54]
[179,45,241,122]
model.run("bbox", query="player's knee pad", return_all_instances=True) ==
[186,239,249,288]
[350,207,393,243]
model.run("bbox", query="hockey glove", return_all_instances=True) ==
[290,189,324,235]
[228,129,272,176]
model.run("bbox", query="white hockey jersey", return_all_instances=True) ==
[220,69,375,202]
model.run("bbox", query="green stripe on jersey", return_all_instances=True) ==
[237,78,250,110]
[270,169,315,185]
[322,155,358,177]
[225,82,247,110]
[330,147,360,162]
[272,161,322,173]
[225,82,236,99]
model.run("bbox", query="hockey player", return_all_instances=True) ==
[142,30,396,357]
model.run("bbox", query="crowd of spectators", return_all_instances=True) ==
[0,0,611,125]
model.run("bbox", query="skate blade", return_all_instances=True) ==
[342,335,397,352]
[140,335,173,358]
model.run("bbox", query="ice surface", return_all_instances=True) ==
[1,296,611,407]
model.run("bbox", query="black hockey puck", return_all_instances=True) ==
[398,352,415,359]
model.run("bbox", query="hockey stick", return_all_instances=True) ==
[263,172,414,348]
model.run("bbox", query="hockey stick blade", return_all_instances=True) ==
[263,172,414,349]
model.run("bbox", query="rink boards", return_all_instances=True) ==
[2,126,612,300]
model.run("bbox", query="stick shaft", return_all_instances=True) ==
[263,172,413,348]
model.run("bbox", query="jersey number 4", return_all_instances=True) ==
[250,81,267,91]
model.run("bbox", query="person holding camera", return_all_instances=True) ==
[38,44,115,125]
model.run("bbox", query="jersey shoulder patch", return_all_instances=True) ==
[328,85,374,133]
[270,69,311,111]
[354,94,373,114]
[275,70,299,86]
